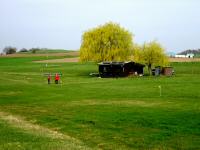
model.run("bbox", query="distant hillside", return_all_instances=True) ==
[18,48,75,54]
[178,49,200,55]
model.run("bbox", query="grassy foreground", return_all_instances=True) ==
[0,56,200,149]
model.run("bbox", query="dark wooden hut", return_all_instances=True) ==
[98,61,145,78]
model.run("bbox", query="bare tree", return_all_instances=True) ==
[3,46,17,54]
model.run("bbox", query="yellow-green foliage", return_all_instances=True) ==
[131,44,143,63]
[131,41,169,74]
[139,41,169,72]
[80,22,133,62]
[143,41,169,67]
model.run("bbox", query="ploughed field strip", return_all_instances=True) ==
[0,111,92,150]
[35,57,79,63]
[169,58,200,62]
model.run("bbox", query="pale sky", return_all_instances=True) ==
[0,0,200,52]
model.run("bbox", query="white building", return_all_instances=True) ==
[175,53,194,58]
[186,53,194,58]
[175,54,186,58]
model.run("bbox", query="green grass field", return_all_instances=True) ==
[0,55,200,149]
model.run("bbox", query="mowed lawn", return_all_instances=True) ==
[0,56,200,149]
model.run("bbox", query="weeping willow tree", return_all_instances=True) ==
[133,41,169,75]
[131,44,143,62]
[80,22,133,62]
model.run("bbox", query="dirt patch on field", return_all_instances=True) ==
[35,57,79,63]
[0,111,91,150]
[0,51,79,58]
[169,58,200,62]
[64,99,172,108]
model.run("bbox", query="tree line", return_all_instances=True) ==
[2,47,47,54]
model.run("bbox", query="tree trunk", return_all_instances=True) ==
[148,64,152,76]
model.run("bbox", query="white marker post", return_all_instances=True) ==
[158,85,162,97]
[46,50,48,67]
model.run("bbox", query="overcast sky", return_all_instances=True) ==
[0,0,200,52]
